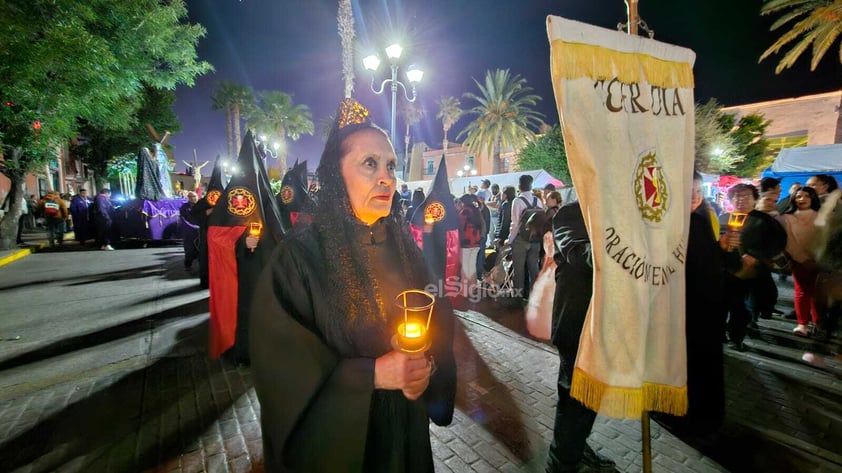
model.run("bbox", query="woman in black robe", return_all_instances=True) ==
[250,98,456,473]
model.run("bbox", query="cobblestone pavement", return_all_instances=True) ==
[0,308,728,473]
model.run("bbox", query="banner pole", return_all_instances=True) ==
[642,410,653,473]
[625,0,639,35]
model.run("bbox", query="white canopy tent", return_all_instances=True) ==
[404,169,565,197]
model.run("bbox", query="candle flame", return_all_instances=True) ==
[402,322,423,339]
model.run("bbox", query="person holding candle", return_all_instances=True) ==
[250,98,456,473]
[718,183,787,351]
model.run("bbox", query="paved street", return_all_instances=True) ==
[0,241,839,472]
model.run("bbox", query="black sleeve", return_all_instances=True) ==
[552,203,592,269]
[250,241,375,472]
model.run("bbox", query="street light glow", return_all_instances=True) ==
[406,65,424,83]
[363,54,381,71]
[385,43,403,60]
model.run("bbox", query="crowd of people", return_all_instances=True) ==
[6,187,117,251]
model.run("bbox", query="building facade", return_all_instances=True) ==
[721,89,842,149]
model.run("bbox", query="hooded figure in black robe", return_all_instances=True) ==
[250,98,456,473]
[190,157,226,289]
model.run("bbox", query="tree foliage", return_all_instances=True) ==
[722,113,773,177]
[74,86,182,185]
[760,0,842,73]
[0,0,211,178]
[435,96,462,152]
[211,81,255,160]
[247,91,314,174]
[0,0,210,246]
[458,69,544,174]
[694,99,771,177]
[515,125,570,184]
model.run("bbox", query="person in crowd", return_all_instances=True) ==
[778,186,822,336]
[760,177,782,201]
[655,171,741,435]
[190,196,215,289]
[406,188,425,222]
[532,188,545,206]
[749,188,785,322]
[25,194,37,230]
[544,183,557,194]
[806,174,839,204]
[38,190,69,247]
[179,191,200,271]
[399,183,411,202]
[540,191,563,266]
[776,182,801,214]
[494,185,516,250]
[507,174,543,300]
[718,183,787,350]
[15,193,28,246]
[457,193,485,297]
[486,183,501,245]
[545,191,562,222]
[545,201,616,473]
[476,179,492,201]
[69,188,94,244]
[476,192,492,283]
[250,98,456,473]
[93,188,115,251]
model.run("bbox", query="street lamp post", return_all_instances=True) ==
[363,43,423,179]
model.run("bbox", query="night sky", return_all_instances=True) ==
[170,0,842,171]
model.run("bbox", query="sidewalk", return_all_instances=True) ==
[0,231,47,268]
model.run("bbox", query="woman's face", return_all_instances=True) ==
[546,196,559,208]
[340,128,397,225]
[691,179,704,211]
[794,190,813,210]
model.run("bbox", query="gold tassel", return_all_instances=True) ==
[570,367,688,420]
[551,40,694,89]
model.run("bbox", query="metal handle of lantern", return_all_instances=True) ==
[368,64,419,103]
[391,289,435,354]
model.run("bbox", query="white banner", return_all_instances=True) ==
[547,16,695,419]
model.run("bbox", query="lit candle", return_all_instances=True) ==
[396,322,427,352]
[727,212,747,231]
[404,322,423,338]
[248,221,263,237]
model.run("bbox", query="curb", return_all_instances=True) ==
[0,243,45,268]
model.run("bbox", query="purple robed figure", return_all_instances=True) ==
[70,191,94,243]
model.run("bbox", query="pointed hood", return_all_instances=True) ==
[208,130,283,240]
[409,156,461,284]
[135,147,167,201]
[277,159,314,233]
[206,130,284,359]
[203,155,226,207]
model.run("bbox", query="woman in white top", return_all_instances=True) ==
[777,187,821,336]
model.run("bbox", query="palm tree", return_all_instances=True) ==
[338,0,355,98]
[211,81,236,159]
[760,0,842,73]
[211,81,255,159]
[248,91,314,175]
[458,69,544,174]
[398,100,425,178]
[436,96,462,152]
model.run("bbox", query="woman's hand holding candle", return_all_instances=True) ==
[245,235,259,251]
[374,350,431,400]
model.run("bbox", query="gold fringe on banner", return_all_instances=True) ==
[551,40,694,89]
[571,367,688,419]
